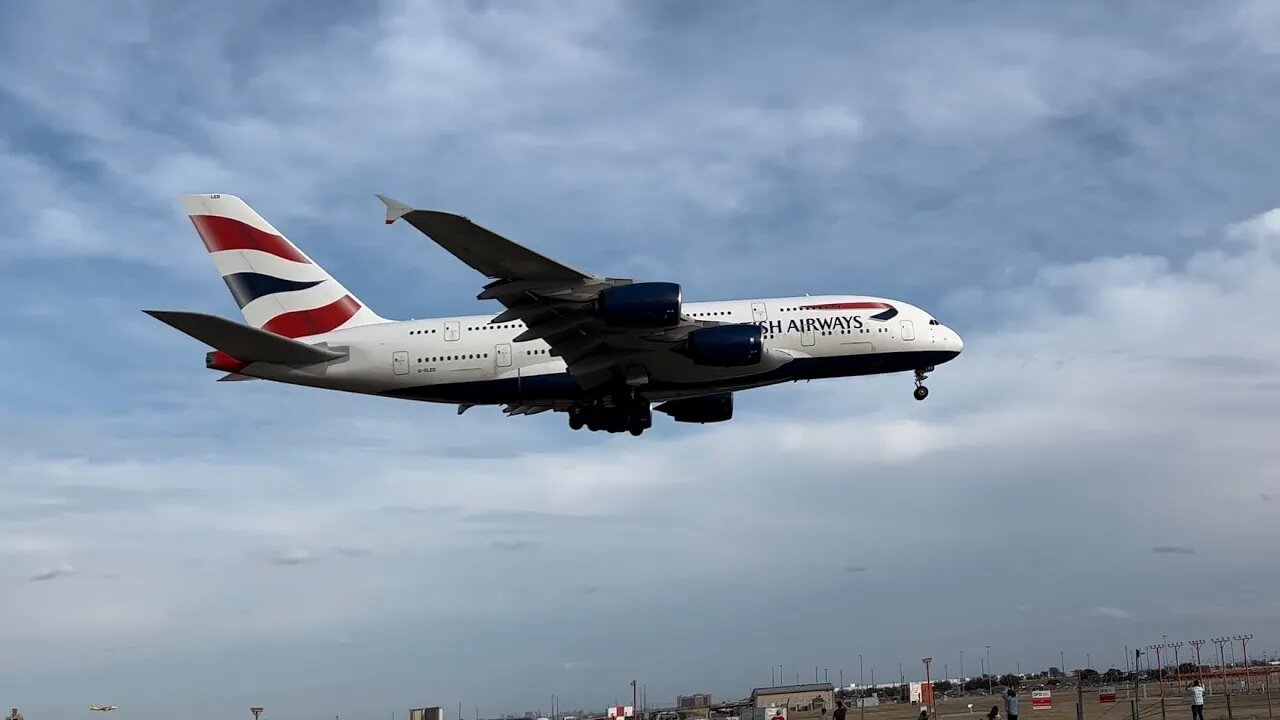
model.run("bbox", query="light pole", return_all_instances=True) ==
[1212,638,1230,693]
[1149,645,1165,698]
[986,646,992,693]
[960,651,965,687]
[923,658,934,720]
[1235,635,1254,688]
[860,654,866,720]
[1190,640,1205,682]
[1171,642,1184,684]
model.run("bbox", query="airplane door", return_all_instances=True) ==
[495,343,512,368]
[751,302,767,322]
[444,321,460,342]
[900,319,916,341]
[801,329,816,347]
[392,350,409,375]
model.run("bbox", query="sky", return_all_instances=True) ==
[2,0,1280,717]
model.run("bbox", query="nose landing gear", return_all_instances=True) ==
[913,366,932,401]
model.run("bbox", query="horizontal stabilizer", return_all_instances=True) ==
[216,373,258,382]
[144,310,347,365]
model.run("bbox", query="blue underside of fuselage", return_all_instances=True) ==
[378,350,960,405]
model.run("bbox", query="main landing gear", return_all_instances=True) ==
[913,366,932,401]
[568,396,653,436]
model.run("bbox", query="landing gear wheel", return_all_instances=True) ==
[913,368,930,401]
[569,415,583,430]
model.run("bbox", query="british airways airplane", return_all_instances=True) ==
[147,194,964,436]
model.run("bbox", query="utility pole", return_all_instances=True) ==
[1172,643,1184,684]
[961,651,965,686]
[632,680,637,719]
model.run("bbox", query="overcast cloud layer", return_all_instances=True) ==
[2,1,1280,718]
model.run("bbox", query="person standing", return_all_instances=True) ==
[1187,680,1206,720]
[1003,688,1018,720]
[833,701,846,720]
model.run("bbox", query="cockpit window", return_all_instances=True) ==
[928,319,940,325]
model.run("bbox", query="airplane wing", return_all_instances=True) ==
[379,196,726,390]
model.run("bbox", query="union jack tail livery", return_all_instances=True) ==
[181,194,385,338]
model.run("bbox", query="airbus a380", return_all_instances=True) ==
[147,194,964,436]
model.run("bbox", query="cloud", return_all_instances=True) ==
[4,3,1280,719]
[488,539,539,554]
[332,545,372,557]
[1089,607,1133,621]
[269,549,313,566]
[29,563,75,582]
[1152,546,1197,555]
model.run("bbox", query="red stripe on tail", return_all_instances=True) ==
[190,215,311,264]
[262,295,362,338]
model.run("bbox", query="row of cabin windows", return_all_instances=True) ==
[417,353,489,363]
[470,323,524,331]
[409,322,527,336]
[691,311,732,317]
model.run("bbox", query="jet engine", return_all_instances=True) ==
[597,282,682,328]
[656,394,734,423]
[681,324,763,367]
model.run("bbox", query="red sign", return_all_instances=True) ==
[1099,687,1116,704]
[1032,691,1052,710]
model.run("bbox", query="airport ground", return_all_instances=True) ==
[785,690,1276,720]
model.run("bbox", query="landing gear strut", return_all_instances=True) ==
[913,366,932,401]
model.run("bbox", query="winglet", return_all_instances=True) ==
[376,194,414,225]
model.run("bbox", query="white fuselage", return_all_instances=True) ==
[238,294,964,406]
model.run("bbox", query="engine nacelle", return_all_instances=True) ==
[657,394,734,424]
[682,324,763,367]
[597,281,682,328]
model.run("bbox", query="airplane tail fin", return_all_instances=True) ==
[180,194,387,338]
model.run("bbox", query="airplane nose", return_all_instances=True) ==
[952,331,964,353]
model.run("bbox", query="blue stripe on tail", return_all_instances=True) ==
[223,272,325,308]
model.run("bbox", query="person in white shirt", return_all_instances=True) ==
[1187,679,1206,720]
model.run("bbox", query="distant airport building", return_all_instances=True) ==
[678,695,713,709]
[410,708,444,720]
[750,684,835,711]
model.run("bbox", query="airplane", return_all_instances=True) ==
[145,194,964,436]
[89,706,118,712]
